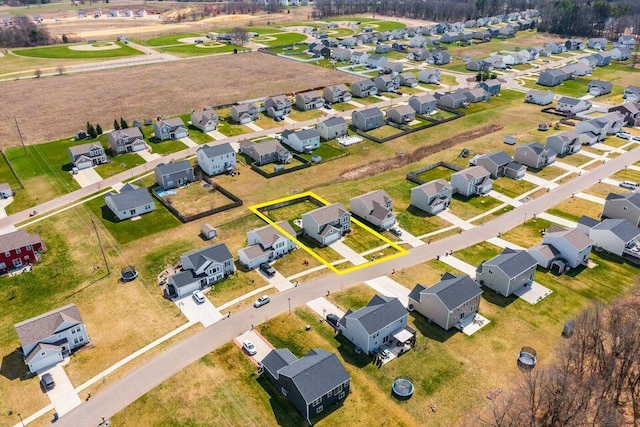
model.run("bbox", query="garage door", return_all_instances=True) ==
[30,352,62,373]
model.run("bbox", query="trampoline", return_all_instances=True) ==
[392,378,415,400]
[517,346,537,368]
[121,266,138,282]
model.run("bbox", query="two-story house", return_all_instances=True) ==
[386,105,416,125]
[104,183,156,221]
[450,166,493,197]
[476,151,526,179]
[408,94,437,115]
[352,107,384,132]
[190,108,219,132]
[108,127,146,154]
[418,68,441,84]
[231,103,259,124]
[154,160,195,191]
[528,226,593,273]
[196,143,236,176]
[603,192,640,227]
[514,142,556,169]
[349,189,395,230]
[350,79,378,98]
[281,129,321,153]
[410,179,454,215]
[524,89,555,105]
[295,91,324,111]
[238,222,297,269]
[316,117,348,140]
[0,229,46,274]
[578,216,640,258]
[153,118,188,141]
[239,138,292,166]
[374,74,400,92]
[546,130,581,157]
[556,97,592,115]
[302,203,351,246]
[323,84,352,104]
[264,95,292,119]
[476,248,538,297]
[68,143,108,170]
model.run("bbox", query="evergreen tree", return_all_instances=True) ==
[96,124,103,135]
[87,122,97,139]
[120,117,129,129]
[114,119,120,130]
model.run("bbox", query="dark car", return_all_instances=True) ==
[260,263,276,276]
[41,373,55,390]
[325,313,340,328]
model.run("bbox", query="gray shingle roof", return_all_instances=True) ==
[547,227,593,250]
[68,142,102,157]
[558,96,582,106]
[156,160,193,176]
[319,116,346,128]
[15,304,83,348]
[578,215,600,229]
[339,295,407,335]
[593,218,640,242]
[413,273,482,310]
[358,107,383,119]
[169,270,199,288]
[483,151,512,167]
[261,348,297,380]
[197,142,235,159]
[606,192,640,209]
[305,203,349,226]
[106,184,154,212]
[183,243,233,271]
[481,248,538,278]
[414,179,453,198]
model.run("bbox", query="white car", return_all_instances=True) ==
[254,295,270,308]
[632,135,640,142]
[620,181,639,190]
[390,226,403,237]
[242,339,257,355]
[616,132,631,140]
[192,291,206,304]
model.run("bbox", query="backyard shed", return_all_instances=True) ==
[200,223,217,240]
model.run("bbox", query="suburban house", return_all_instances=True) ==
[537,69,565,87]
[323,84,352,104]
[610,46,631,61]
[68,143,108,170]
[410,179,454,215]
[409,94,437,114]
[316,117,348,140]
[603,192,640,226]
[525,89,554,105]
[609,102,640,127]
[196,143,236,176]
[383,61,404,74]
[578,216,640,258]
[108,127,146,154]
[349,189,396,230]
[264,95,292,119]
[386,105,416,125]
[556,97,592,114]
[476,248,538,297]
[231,103,259,124]
[399,72,418,88]
[528,226,593,272]
[104,183,156,221]
[408,273,482,330]
[592,51,611,66]
[366,54,387,68]
[295,91,325,111]
[352,107,384,132]
[14,304,88,373]
[458,88,490,103]
[587,80,613,97]
[154,160,195,191]
[374,44,392,54]
[239,138,292,166]
[615,34,636,49]
[331,47,351,62]
[407,47,430,61]
[0,229,46,274]
[546,130,581,157]
[238,222,297,269]
[478,79,502,96]
[153,118,188,141]
[349,51,369,64]
[450,166,493,197]
[514,142,556,169]
[436,92,468,109]
[575,118,609,144]
[166,243,235,299]
[350,79,378,98]
[418,68,441,84]
[587,37,608,50]
[565,39,586,50]
[338,295,413,355]
[596,111,626,135]
[190,108,219,132]
[374,74,400,92]
[623,86,640,102]
[260,348,350,423]
[302,203,351,246]
[476,151,526,179]
[281,129,321,153]
[431,50,451,65]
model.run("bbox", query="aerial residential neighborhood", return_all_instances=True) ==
[0,1,639,426]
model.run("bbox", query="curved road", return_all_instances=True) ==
[55,145,640,427]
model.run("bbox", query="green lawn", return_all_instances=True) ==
[186,127,213,144]
[266,43,309,55]
[366,125,404,140]
[360,20,406,31]
[142,32,201,47]
[216,120,252,137]
[341,223,389,253]
[299,143,346,162]
[396,207,453,236]
[492,177,537,199]
[147,139,187,155]
[253,32,307,46]
[613,168,640,183]
[287,108,326,122]
[331,102,358,112]
[157,43,247,57]
[547,195,604,223]
[415,166,454,183]
[94,153,146,179]
[247,26,282,35]
[448,194,504,221]
[454,241,504,266]
[12,42,143,59]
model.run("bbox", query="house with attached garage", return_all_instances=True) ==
[556,97,592,114]
[431,50,451,65]
[458,88,490,103]
[440,32,459,43]
[374,74,400,92]
[166,243,234,299]
[565,39,586,51]
[316,117,348,140]
[349,51,368,65]
[450,166,493,197]
[260,348,350,423]
[524,89,554,105]
[546,130,581,156]
[375,44,392,54]
[338,295,414,355]
[436,92,468,109]
[476,151,526,179]
[366,54,387,69]
[323,84,352,104]
[610,46,631,61]
[196,142,236,176]
[264,95,292,119]
[537,69,565,87]
[238,221,297,269]
[615,35,636,49]
[409,35,426,47]
[587,37,608,50]
[623,86,640,102]
[587,80,613,97]
[0,229,46,274]
[609,102,640,127]
[410,179,454,215]
[409,94,437,114]
[302,203,351,246]
[383,61,404,74]
[331,48,351,62]
[476,248,538,297]
[295,91,324,111]
[153,118,188,141]
[154,160,195,191]
[231,103,259,124]
[349,189,396,230]
[418,68,441,84]
[514,142,556,169]
[14,304,88,373]
[68,143,108,170]
[575,118,609,145]
[596,111,624,135]
[190,108,218,132]
[407,47,430,62]
[386,105,416,125]
[478,79,502,96]
[399,72,418,88]
[104,183,155,221]
[408,273,482,331]
[592,51,611,66]
[578,216,640,258]
[352,107,384,131]
[603,192,640,227]
[281,129,321,153]
[108,127,146,154]
[350,79,378,98]
[239,138,292,165]
[528,226,593,273]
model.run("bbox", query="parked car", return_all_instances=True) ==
[242,339,257,355]
[325,313,340,327]
[632,135,640,142]
[616,132,631,140]
[41,373,55,390]
[192,291,206,304]
[254,295,271,308]
[620,181,639,190]
[390,226,403,237]
[259,262,276,277]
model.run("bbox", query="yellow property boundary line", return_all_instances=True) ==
[248,191,408,275]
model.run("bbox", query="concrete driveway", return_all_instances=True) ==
[175,293,223,327]
[331,239,368,265]
[39,364,82,416]
[234,330,274,364]
[364,276,410,306]
[261,269,294,291]
[137,149,161,162]
[306,297,345,319]
[72,168,103,188]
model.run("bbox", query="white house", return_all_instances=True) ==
[238,222,297,269]
[196,143,236,176]
[302,203,351,246]
[281,129,321,153]
[349,190,396,230]
[104,183,155,221]
[528,226,593,273]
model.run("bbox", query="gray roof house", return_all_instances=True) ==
[418,68,441,84]
[190,108,219,132]
[231,103,259,124]
[623,86,640,102]
[154,160,195,191]
[352,107,384,132]
[528,226,593,272]
[374,74,400,92]
[331,47,351,62]
[239,138,292,166]
[260,348,350,423]
[351,79,378,98]
[609,102,640,127]
[383,61,404,74]
[408,273,482,330]
[0,182,12,199]
[302,203,351,246]
[166,243,234,299]
[431,50,451,65]
[366,54,387,69]
[386,105,416,125]
[476,151,526,179]
[399,72,418,88]
[587,80,613,97]
[238,221,297,269]
[14,304,88,373]
[578,216,640,258]
[295,91,325,111]
[316,116,348,141]
[407,47,430,62]
[514,142,556,169]
[587,37,608,50]
[610,46,631,61]
[349,189,395,230]
[556,97,592,114]
[338,295,412,355]
[410,179,454,215]
[524,89,554,105]
[459,88,490,103]
[281,129,321,153]
[409,94,437,114]
[153,117,188,141]
[196,143,236,176]
[546,130,581,156]
[349,51,369,64]
[375,44,392,54]
[436,92,468,109]
[575,118,609,144]
[603,192,640,227]
[615,34,636,48]
[537,69,565,87]
[478,79,502,96]
[450,166,493,197]
[104,183,155,221]
[323,84,352,104]
[565,39,586,51]
[108,127,146,154]
[476,248,538,296]
[264,95,292,119]
[68,142,108,170]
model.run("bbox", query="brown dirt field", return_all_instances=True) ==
[0,52,357,146]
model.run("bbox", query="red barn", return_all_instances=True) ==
[0,230,46,273]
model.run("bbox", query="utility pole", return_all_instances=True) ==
[91,216,110,275]
[14,116,26,155]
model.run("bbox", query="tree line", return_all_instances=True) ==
[0,15,54,48]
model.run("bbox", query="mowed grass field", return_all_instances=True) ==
[12,42,144,59]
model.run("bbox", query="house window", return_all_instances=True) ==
[4,251,10,257]
[76,326,81,332]
[79,336,84,342]
[281,387,288,396]
[623,206,628,211]
[41,352,46,356]
[312,398,322,407]
[13,259,22,267]
[72,329,76,334]
[74,338,79,344]
[327,390,333,398]
[316,406,324,414]
[15,248,21,254]
[338,392,346,399]
[0,263,5,269]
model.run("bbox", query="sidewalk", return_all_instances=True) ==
[438,211,475,230]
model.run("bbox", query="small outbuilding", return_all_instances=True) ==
[200,223,217,240]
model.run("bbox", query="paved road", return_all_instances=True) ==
[54,146,640,427]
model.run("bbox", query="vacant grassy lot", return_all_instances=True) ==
[288,108,326,122]
[526,165,565,181]
[253,32,307,46]
[366,125,405,140]
[159,43,248,57]
[584,182,621,199]
[448,194,504,221]
[454,241,504,266]
[142,32,201,47]
[415,166,454,183]
[12,42,144,59]
[547,196,604,223]
[493,177,537,199]
[163,181,236,218]
[557,153,592,168]
[392,259,462,289]
[94,153,146,179]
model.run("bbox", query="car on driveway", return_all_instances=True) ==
[259,262,276,277]
[620,181,639,190]
[41,373,55,390]
[192,291,206,304]
[242,339,257,355]
[325,313,340,328]
[632,135,640,142]
[616,131,631,140]
[254,295,271,308]
[390,226,403,237]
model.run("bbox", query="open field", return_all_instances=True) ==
[12,42,144,59]
[546,196,604,223]
[158,43,248,57]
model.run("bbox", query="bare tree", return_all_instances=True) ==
[230,27,249,46]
